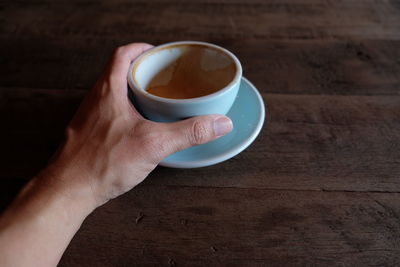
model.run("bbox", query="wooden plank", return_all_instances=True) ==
[147,94,400,192]
[54,185,400,266]
[1,88,399,192]
[1,0,400,41]
[0,88,83,178]
[1,39,400,95]
[1,0,399,265]
[241,40,400,96]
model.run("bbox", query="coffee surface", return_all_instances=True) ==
[146,46,236,99]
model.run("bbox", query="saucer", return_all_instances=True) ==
[160,77,265,168]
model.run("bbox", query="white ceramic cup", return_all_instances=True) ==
[128,41,242,122]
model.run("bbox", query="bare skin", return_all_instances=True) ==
[0,43,233,267]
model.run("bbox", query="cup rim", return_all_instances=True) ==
[128,41,243,104]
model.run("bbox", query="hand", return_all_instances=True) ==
[42,43,233,209]
[0,42,233,267]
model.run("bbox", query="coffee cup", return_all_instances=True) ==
[128,41,242,122]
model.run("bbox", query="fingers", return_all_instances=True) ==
[146,115,233,160]
[109,43,154,88]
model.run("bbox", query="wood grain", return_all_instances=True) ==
[1,39,400,95]
[58,185,400,266]
[1,88,399,192]
[1,0,400,41]
[1,0,400,265]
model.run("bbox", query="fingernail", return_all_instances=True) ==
[214,117,233,137]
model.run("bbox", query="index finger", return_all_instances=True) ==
[110,43,154,87]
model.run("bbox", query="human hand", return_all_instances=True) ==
[43,43,233,209]
[0,42,234,267]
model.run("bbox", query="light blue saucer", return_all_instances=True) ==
[160,77,265,168]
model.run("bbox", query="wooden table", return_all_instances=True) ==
[1,0,400,266]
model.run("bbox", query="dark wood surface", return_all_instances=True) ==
[1,0,400,266]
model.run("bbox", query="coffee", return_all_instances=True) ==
[146,45,236,99]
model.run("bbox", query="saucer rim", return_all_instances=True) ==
[159,77,265,168]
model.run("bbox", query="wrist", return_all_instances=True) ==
[36,162,99,216]
[0,167,96,267]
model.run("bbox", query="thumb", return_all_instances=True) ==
[157,115,233,157]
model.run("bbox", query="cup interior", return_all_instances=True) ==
[131,43,240,100]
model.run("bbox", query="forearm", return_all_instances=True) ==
[0,42,230,266]
[0,169,95,267]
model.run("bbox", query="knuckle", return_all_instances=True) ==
[190,120,209,145]
[133,120,153,138]
[105,73,119,90]
[114,46,127,58]
[65,126,77,141]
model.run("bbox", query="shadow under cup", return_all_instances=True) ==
[128,41,242,122]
